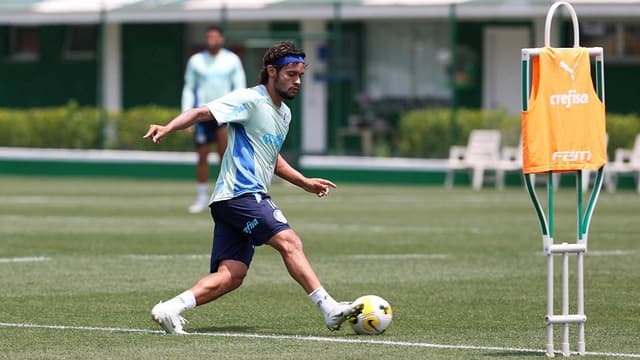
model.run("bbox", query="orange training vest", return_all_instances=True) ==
[521,47,606,174]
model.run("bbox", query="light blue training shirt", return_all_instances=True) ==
[181,49,246,111]
[206,85,291,203]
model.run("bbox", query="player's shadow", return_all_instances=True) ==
[483,351,543,357]
[192,325,258,333]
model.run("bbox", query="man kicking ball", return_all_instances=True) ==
[143,41,361,334]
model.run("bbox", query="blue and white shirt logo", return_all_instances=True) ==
[262,133,285,149]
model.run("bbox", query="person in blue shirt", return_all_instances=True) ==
[183,25,246,213]
[144,41,360,335]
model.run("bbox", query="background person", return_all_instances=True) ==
[182,25,246,213]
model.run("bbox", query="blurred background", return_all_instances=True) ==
[0,0,639,182]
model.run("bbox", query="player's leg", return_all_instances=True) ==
[265,225,361,330]
[191,259,248,304]
[151,260,247,335]
[214,124,228,160]
[188,143,210,213]
[152,209,253,334]
[265,229,320,293]
[189,122,216,213]
[213,192,358,330]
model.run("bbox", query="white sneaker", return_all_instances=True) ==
[151,302,188,335]
[325,302,364,331]
[188,199,209,214]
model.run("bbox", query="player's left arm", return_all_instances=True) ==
[275,154,336,197]
[232,57,247,90]
[181,58,197,112]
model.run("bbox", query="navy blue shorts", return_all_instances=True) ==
[208,193,291,273]
[194,120,224,146]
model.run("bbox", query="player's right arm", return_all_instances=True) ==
[144,106,214,144]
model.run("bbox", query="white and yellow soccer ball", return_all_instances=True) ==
[349,295,393,335]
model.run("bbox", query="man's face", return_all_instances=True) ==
[206,30,224,53]
[273,62,305,100]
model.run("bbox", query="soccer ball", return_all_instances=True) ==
[349,295,393,335]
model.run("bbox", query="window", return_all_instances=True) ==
[9,26,39,62]
[578,21,640,62]
[366,21,452,99]
[63,25,97,60]
[581,22,617,59]
[623,24,640,57]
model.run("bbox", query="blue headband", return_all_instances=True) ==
[272,55,305,67]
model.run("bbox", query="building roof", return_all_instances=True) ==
[1,0,640,24]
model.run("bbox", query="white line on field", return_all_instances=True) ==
[0,322,638,358]
[0,256,50,264]
[587,250,636,256]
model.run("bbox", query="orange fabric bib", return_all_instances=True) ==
[522,47,606,174]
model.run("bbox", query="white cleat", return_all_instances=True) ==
[325,302,364,331]
[151,302,188,335]
[188,200,209,214]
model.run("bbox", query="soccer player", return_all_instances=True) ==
[183,25,246,214]
[144,41,360,334]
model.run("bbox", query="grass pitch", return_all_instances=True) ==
[0,175,638,359]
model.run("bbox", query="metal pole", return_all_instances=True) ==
[330,1,342,153]
[449,3,458,146]
[577,171,586,355]
[97,0,107,149]
[548,175,556,357]
[221,2,228,31]
[577,252,585,354]
[562,250,570,356]
[547,252,555,357]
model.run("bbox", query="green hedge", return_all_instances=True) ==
[397,108,521,158]
[0,102,102,148]
[604,113,640,158]
[0,103,189,151]
[398,108,640,158]
[1,104,639,159]
[117,105,191,151]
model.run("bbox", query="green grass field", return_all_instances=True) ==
[1,175,638,359]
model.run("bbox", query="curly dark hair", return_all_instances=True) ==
[205,25,224,35]
[259,41,306,85]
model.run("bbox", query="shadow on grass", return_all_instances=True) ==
[484,351,544,357]
[191,325,258,333]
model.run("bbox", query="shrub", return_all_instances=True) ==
[1,104,639,158]
[0,102,103,148]
[397,108,520,158]
[606,113,640,158]
[0,104,189,151]
[117,105,191,151]
[397,108,640,159]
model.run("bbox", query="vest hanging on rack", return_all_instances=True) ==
[521,47,606,174]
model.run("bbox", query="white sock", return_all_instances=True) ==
[308,287,338,314]
[166,290,197,313]
[197,183,209,201]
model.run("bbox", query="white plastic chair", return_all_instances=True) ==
[605,133,640,192]
[445,129,501,190]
